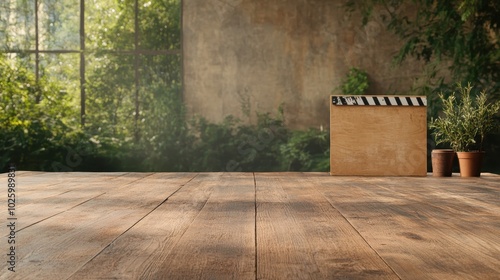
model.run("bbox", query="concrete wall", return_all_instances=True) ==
[183,0,423,129]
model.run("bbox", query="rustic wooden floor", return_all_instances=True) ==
[1,172,499,279]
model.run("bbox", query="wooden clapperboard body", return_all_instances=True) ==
[330,95,427,176]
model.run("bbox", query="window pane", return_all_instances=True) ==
[38,0,80,50]
[139,54,181,133]
[5,53,36,72]
[140,54,181,90]
[86,0,135,51]
[139,0,181,50]
[0,0,36,50]
[39,53,80,109]
[86,53,136,136]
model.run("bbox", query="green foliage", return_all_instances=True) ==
[188,116,242,171]
[280,128,330,171]
[187,113,331,172]
[138,85,192,171]
[345,0,500,98]
[0,54,84,170]
[337,67,369,95]
[430,83,500,152]
[234,111,289,172]
[85,0,181,142]
[189,111,290,172]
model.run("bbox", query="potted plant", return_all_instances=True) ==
[430,149,455,177]
[430,83,500,177]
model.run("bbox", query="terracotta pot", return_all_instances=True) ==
[456,151,485,177]
[431,149,455,177]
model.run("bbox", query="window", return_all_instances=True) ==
[1,0,182,138]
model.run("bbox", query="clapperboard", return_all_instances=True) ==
[330,95,427,176]
[332,96,427,107]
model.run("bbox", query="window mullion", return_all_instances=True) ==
[35,0,40,103]
[80,0,86,126]
[134,0,140,141]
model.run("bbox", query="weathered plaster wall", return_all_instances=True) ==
[183,0,423,128]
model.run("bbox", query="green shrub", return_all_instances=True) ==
[337,67,369,95]
[0,54,85,171]
[280,128,330,171]
[189,111,289,172]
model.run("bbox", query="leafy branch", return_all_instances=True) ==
[430,83,500,152]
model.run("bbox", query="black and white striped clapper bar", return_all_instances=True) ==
[332,96,427,107]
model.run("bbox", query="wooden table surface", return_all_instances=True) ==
[1,172,499,279]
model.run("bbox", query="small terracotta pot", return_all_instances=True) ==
[431,149,455,177]
[456,151,485,177]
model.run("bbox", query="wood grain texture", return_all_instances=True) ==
[2,172,499,279]
[330,97,427,176]
[11,173,131,230]
[255,172,399,279]
[313,173,500,279]
[149,172,256,279]
[71,173,255,279]
[1,172,196,280]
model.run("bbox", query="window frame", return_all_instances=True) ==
[1,0,183,127]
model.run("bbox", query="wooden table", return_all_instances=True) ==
[2,172,499,279]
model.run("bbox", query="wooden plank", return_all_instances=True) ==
[0,172,197,280]
[67,172,225,279]
[69,172,256,279]
[141,172,256,279]
[3,173,148,230]
[313,174,500,279]
[11,172,126,202]
[255,172,399,279]
[16,172,135,205]
[330,99,427,176]
[2,172,122,227]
